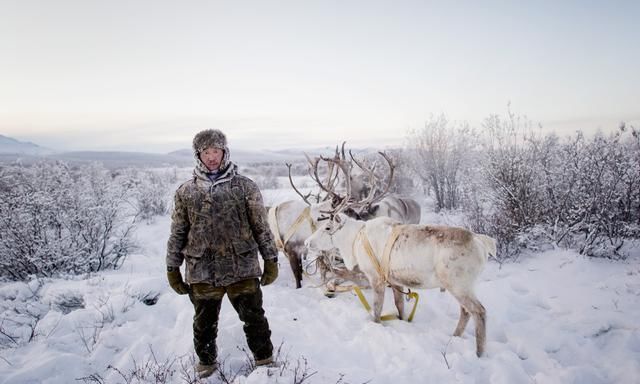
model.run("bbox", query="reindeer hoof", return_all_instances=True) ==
[324,290,336,298]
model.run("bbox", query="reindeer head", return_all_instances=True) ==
[307,145,396,221]
[289,142,396,224]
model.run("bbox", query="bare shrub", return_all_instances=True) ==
[0,161,138,280]
[106,346,178,384]
[75,295,116,353]
[0,279,47,348]
[406,114,477,211]
[77,341,328,384]
[53,291,85,314]
[469,110,640,260]
[116,168,174,223]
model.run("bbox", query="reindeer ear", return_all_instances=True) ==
[335,214,342,224]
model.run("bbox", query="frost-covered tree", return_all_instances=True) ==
[405,115,477,211]
[474,112,549,258]
[407,108,640,261]
[0,162,142,280]
[384,148,417,196]
[469,114,640,260]
[115,167,175,223]
[561,130,640,256]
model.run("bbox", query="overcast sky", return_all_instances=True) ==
[1,0,638,153]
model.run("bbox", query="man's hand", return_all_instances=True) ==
[167,267,190,295]
[260,259,279,286]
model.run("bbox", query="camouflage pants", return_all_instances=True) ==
[188,278,273,365]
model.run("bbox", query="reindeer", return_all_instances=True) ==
[304,147,421,292]
[267,153,344,289]
[343,150,421,224]
[304,153,496,357]
[269,144,420,290]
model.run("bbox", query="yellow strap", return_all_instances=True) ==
[382,226,404,282]
[352,226,420,322]
[356,225,403,285]
[406,291,419,322]
[269,205,285,250]
[283,206,312,245]
[353,286,371,311]
[271,205,314,251]
[356,228,386,281]
[352,286,420,322]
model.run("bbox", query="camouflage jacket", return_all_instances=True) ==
[166,162,278,286]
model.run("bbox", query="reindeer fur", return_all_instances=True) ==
[306,214,495,357]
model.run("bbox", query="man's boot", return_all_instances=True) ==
[255,356,273,366]
[196,362,217,378]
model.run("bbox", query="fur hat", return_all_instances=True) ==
[193,129,227,153]
[192,129,231,172]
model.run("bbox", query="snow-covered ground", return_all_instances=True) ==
[1,188,639,384]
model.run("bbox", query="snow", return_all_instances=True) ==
[1,189,639,384]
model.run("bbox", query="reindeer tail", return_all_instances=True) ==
[476,234,497,260]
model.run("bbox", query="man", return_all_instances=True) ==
[166,129,279,378]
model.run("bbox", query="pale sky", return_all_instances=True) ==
[1,0,638,153]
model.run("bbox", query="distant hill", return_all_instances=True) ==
[46,151,193,168]
[169,148,313,165]
[0,134,380,168]
[0,134,56,155]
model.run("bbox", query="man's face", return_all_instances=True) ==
[200,147,224,171]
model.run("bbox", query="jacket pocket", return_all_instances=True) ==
[183,240,206,259]
[231,238,260,276]
[232,238,258,254]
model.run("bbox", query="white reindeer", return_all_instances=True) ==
[271,145,421,290]
[304,151,496,357]
[268,199,316,288]
[343,148,421,225]
[270,197,377,292]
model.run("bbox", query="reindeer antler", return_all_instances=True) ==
[287,162,313,206]
[306,153,347,201]
[304,144,395,219]
[347,150,395,208]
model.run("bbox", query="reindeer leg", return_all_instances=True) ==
[316,251,330,283]
[451,292,487,357]
[453,306,471,336]
[391,285,405,320]
[472,299,487,357]
[325,279,337,298]
[284,245,303,289]
[371,280,386,322]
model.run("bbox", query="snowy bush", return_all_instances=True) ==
[387,152,416,196]
[0,162,139,280]
[402,110,640,261]
[252,168,280,190]
[0,279,47,348]
[555,130,640,257]
[405,114,477,211]
[469,113,640,260]
[115,168,176,223]
[473,112,549,259]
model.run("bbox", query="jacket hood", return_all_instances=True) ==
[192,129,231,172]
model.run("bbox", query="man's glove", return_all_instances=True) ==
[260,259,279,286]
[167,268,190,295]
